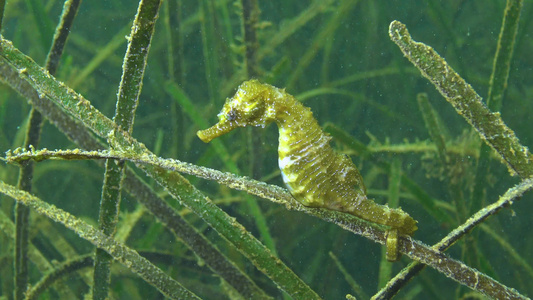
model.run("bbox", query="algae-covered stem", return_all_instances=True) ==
[374,177,533,300]
[0,0,5,32]
[389,20,533,178]
[197,80,418,260]
[93,0,162,298]
[15,1,82,298]
[4,146,531,299]
[0,36,320,299]
[0,181,200,300]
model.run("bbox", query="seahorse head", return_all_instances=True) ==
[197,80,279,143]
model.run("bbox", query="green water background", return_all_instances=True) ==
[1,0,532,299]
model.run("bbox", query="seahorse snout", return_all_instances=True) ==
[197,120,238,143]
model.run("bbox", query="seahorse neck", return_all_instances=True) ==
[275,98,318,132]
[273,102,324,159]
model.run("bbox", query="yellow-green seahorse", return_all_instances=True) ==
[197,80,417,260]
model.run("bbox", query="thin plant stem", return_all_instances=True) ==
[0,37,321,299]
[6,147,530,299]
[389,20,533,178]
[255,0,335,63]
[471,0,523,215]
[14,108,41,300]
[487,0,522,112]
[372,177,533,300]
[0,51,270,299]
[241,0,259,78]
[0,0,5,33]
[417,92,468,222]
[93,0,161,298]
[14,1,81,298]
[381,18,531,299]
[26,255,94,300]
[240,0,278,257]
[199,0,219,104]
[0,181,200,300]
[417,93,448,166]
[68,25,130,90]
[286,0,359,88]
[162,0,184,157]
[122,171,272,299]
[329,252,369,300]
[467,0,522,280]
[44,0,82,75]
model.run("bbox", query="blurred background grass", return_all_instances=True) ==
[1,0,533,298]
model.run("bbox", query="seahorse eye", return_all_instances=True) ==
[227,109,237,121]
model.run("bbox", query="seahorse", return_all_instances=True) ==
[197,80,417,260]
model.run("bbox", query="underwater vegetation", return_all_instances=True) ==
[1,0,533,299]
